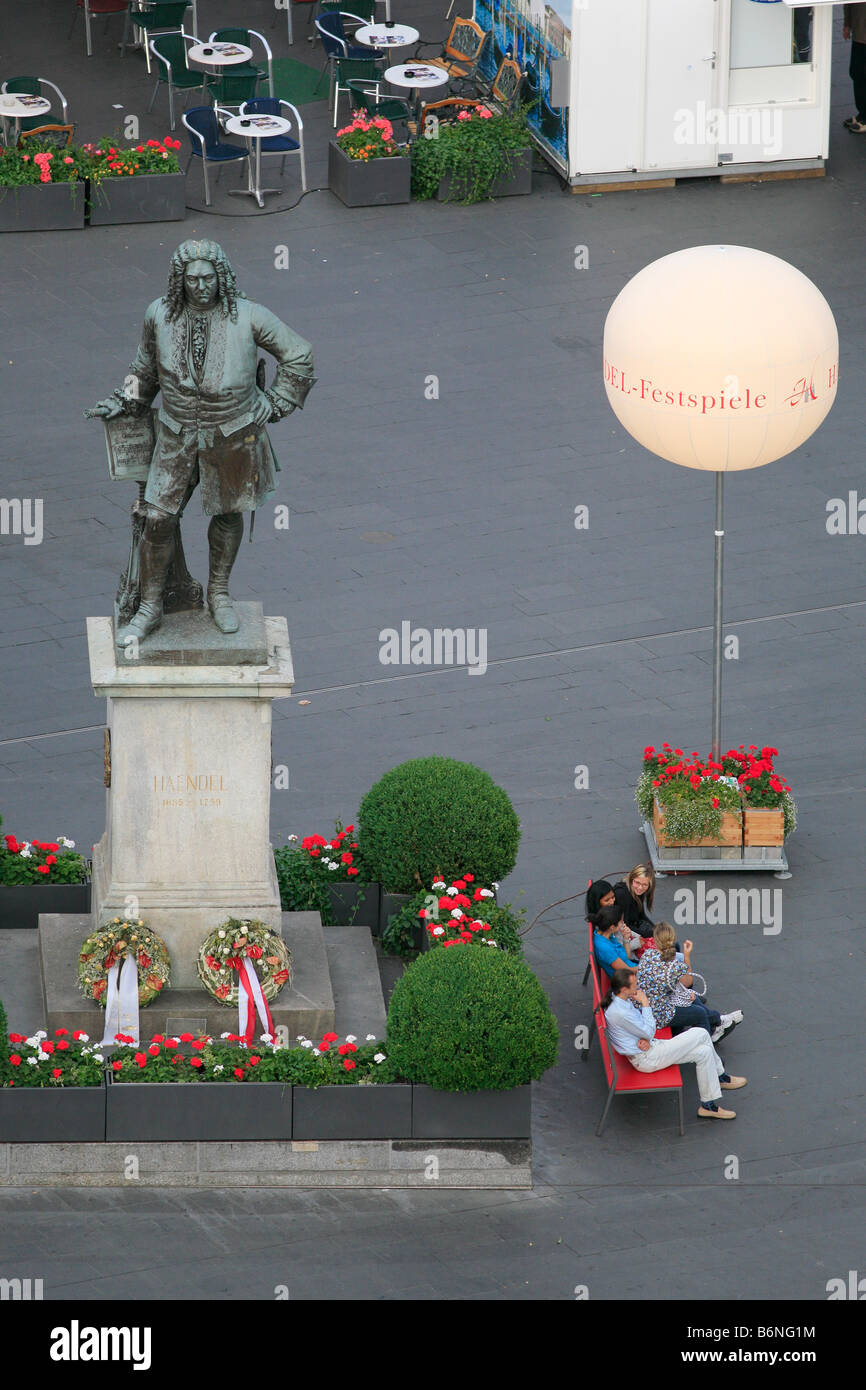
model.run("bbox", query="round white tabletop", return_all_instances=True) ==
[384,63,448,89]
[225,113,292,139]
[355,23,420,48]
[0,94,51,117]
[187,41,254,67]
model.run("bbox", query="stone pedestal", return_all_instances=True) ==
[87,607,293,989]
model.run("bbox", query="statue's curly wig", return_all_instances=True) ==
[164,239,243,322]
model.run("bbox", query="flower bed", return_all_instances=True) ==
[0,829,90,927]
[636,744,796,848]
[329,114,410,208]
[410,107,533,204]
[275,823,370,926]
[0,135,183,230]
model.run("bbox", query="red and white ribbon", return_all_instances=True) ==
[237,958,274,1045]
[102,953,140,1045]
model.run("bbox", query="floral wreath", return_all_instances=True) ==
[197,918,292,1005]
[78,918,171,1007]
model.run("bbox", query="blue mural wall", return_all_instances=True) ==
[473,0,570,171]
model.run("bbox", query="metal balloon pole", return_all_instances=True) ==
[711,471,724,763]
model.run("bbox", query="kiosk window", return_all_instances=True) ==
[730,0,813,70]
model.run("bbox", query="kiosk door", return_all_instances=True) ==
[643,0,720,170]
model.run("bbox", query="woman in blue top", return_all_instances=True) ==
[590,904,641,979]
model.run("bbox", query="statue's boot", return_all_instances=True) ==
[207,512,244,635]
[115,515,175,650]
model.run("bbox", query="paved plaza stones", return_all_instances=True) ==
[1,0,866,1303]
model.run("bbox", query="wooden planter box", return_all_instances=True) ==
[292,1083,411,1140]
[743,808,785,846]
[0,182,86,232]
[411,1083,531,1139]
[88,171,186,226]
[653,797,742,849]
[0,1086,105,1143]
[105,1080,292,1142]
[436,146,533,202]
[326,881,381,931]
[328,142,410,207]
[0,882,90,930]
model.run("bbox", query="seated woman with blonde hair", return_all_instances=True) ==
[613,863,657,939]
[637,921,743,1043]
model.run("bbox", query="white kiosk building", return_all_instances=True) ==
[473,0,839,186]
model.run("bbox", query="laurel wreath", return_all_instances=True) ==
[197,918,292,1006]
[77,918,171,1008]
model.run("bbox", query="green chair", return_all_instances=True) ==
[208,27,274,98]
[146,31,207,130]
[345,77,410,142]
[205,68,261,114]
[121,1,192,74]
[333,55,382,127]
[1,76,69,133]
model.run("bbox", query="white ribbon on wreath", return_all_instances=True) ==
[237,956,274,1044]
[101,953,140,1045]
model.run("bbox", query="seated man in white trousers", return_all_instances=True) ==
[602,968,747,1120]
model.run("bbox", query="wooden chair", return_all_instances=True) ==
[418,96,483,132]
[418,18,488,87]
[18,123,76,148]
[483,56,523,114]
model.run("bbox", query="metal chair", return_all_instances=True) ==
[205,68,261,117]
[315,12,382,112]
[208,27,274,98]
[121,0,192,73]
[239,97,307,192]
[18,123,76,149]
[273,0,318,50]
[182,105,249,206]
[417,17,488,88]
[70,0,128,59]
[345,76,410,142]
[332,56,384,127]
[147,31,207,131]
[1,77,69,132]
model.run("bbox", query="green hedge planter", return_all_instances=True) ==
[0,182,86,232]
[436,147,533,202]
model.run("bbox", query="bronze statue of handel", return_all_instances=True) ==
[88,240,315,647]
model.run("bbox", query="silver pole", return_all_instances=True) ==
[711,470,724,762]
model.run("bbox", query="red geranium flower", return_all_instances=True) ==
[42,1041,54,1054]
[9,1055,21,1066]
[134,1053,147,1068]
[179,1033,193,1043]
[112,1060,123,1071]
[52,1068,62,1079]
[190,1057,203,1069]
[233,1068,244,1080]
[55,1041,69,1051]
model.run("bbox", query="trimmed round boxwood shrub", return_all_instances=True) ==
[357,757,520,893]
[385,945,558,1091]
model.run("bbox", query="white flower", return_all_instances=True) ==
[78,1033,89,1043]
[312,1047,321,1056]
[450,909,463,919]
[327,861,338,871]
[218,930,226,939]
[296,1035,306,1042]
[345,1035,357,1044]
[35,1030,47,1040]
[485,939,498,946]
[445,886,458,897]
[479,889,494,899]
[288,834,299,842]
[93,1054,104,1063]
[432,880,446,891]
[301,1040,313,1049]
[221,1032,230,1039]
[36,1052,48,1062]
[260,1033,273,1044]
[25,1035,39,1048]
[492,883,499,891]
[373,1053,385,1064]
[27,1057,38,1065]
[365,1033,376,1041]
[19,848,32,858]
[433,926,445,936]
[213,1065,224,1074]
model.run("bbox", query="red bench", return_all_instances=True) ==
[582,931,684,1136]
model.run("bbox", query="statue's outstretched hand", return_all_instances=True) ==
[84,398,125,421]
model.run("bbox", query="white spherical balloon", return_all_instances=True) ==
[603,245,838,471]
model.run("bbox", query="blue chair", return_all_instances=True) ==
[181,105,249,205]
[314,12,382,112]
[240,98,307,192]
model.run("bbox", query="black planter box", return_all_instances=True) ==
[0,1086,105,1143]
[106,1081,292,1142]
[292,1083,411,1139]
[0,882,90,930]
[88,171,186,226]
[436,146,533,202]
[0,182,86,232]
[326,881,381,930]
[380,891,413,940]
[328,141,410,207]
[412,1083,531,1138]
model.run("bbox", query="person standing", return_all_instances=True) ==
[843,4,866,132]
[601,968,747,1121]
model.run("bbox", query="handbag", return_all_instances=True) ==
[667,958,707,1006]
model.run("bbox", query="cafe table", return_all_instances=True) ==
[224,111,293,208]
[383,63,448,119]
[354,22,420,51]
[0,93,51,145]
